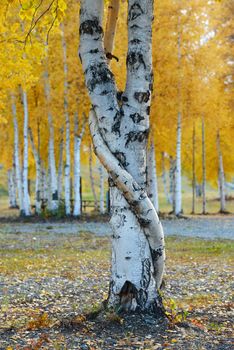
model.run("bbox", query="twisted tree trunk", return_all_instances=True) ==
[79,0,165,314]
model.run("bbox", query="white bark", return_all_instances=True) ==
[169,156,176,212]
[57,128,64,201]
[202,118,207,214]
[192,124,196,214]
[99,163,105,214]
[216,131,226,212]
[161,152,171,204]
[29,127,41,214]
[22,90,31,216]
[73,113,85,217]
[175,112,182,215]
[11,94,23,214]
[89,143,98,210]
[80,0,165,313]
[147,140,159,212]
[8,169,17,208]
[61,25,71,215]
[41,163,48,203]
[44,67,58,212]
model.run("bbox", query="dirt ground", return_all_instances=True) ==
[0,225,233,350]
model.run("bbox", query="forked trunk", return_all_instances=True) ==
[79,0,165,314]
[216,131,226,212]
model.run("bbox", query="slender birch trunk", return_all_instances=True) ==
[147,139,159,212]
[28,127,41,214]
[11,94,23,214]
[169,156,176,212]
[22,90,31,216]
[175,112,182,215]
[41,162,48,203]
[99,163,105,214]
[61,25,71,215]
[216,131,226,213]
[80,0,165,313]
[192,124,196,214]
[202,117,207,214]
[8,169,17,208]
[89,143,98,211]
[57,127,64,201]
[161,152,170,204]
[44,66,58,212]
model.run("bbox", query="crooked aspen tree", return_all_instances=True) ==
[175,19,182,216]
[22,90,31,216]
[147,138,159,212]
[11,94,23,214]
[29,127,41,214]
[44,60,58,212]
[79,0,165,313]
[202,117,207,214]
[61,24,71,215]
[73,113,85,217]
[216,131,226,213]
[57,127,64,201]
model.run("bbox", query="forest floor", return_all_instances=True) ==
[0,226,233,350]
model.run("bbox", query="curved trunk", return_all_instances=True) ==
[79,0,165,314]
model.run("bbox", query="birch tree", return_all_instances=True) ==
[79,0,165,313]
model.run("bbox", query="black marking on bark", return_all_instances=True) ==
[134,91,150,104]
[114,152,129,168]
[107,106,114,111]
[127,52,146,72]
[129,113,145,124]
[125,256,131,260]
[112,234,121,239]
[138,217,151,227]
[52,191,58,200]
[100,90,109,95]
[117,91,123,101]
[128,3,143,21]
[125,129,149,147]
[86,63,114,92]
[130,38,141,45]
[106,52,119,62]
[89,48,99,54]
[150,247,164,263]
[130,24,141,30]
[79,18,103,37]
[79,52,82,64]
[140,258,151,289]
[112,110,124,137]
[146,106,150,115]
[138,192,147,200]
[100,116,106,122]
[136,289,148,308]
